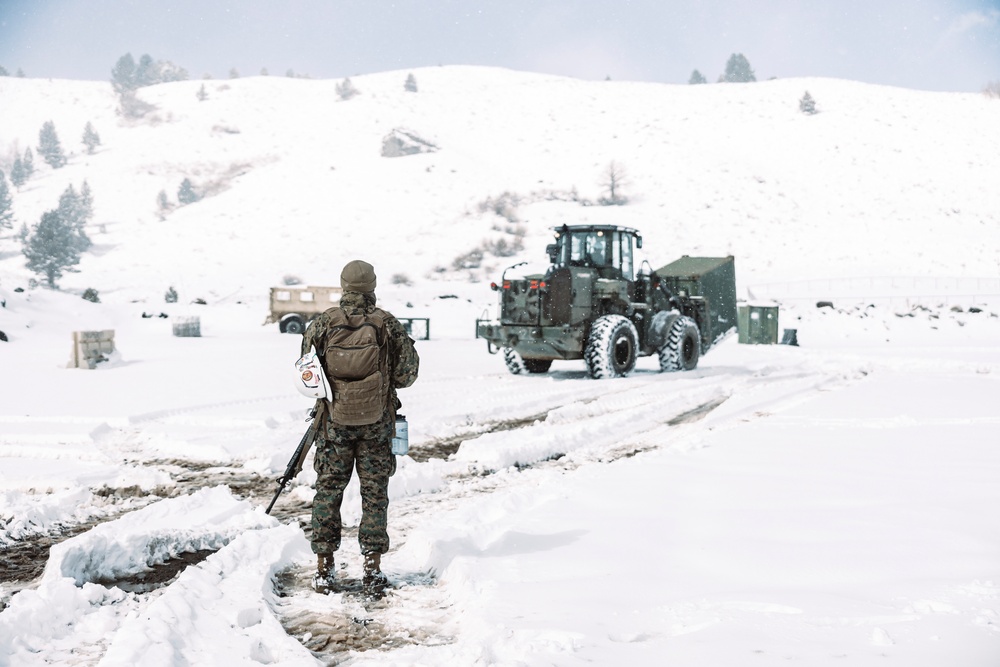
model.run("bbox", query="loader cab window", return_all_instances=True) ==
[554,229,635,280]
[564,230,611,268]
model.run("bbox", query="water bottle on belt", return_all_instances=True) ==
[391,415,408,455]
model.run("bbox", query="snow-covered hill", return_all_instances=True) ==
[2,66,998,307]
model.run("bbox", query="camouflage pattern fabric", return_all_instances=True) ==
[302,291,419,555]
[310,415,394,555]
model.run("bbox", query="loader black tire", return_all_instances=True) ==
[585,315,638,379]
[503,348,526,374]
[503,348,551,374]
[658,315,700,372]
[523,358,553,373]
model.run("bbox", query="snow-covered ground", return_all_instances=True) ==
[2,68,999,665]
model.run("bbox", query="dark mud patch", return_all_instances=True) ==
[93,548,218,593]
[667,395,729,426]
[407,411,550,462]
[0,522,104,585]
[273,565,452,664]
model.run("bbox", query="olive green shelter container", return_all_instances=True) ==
[656,256,738,348]
[737,303,780,344]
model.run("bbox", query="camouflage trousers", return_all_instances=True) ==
[311,417,394,556]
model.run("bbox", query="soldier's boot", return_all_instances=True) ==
[362,552,388,596]
[312,554,336,594]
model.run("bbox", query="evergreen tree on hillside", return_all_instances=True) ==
[689,69,707,84]
[229,67,240,79]
[0,171,14,231]
[157,189,170,211]
[336,77,359,100]
[23,148,35,178]
[16,69,25,77]
[721,53,756,82]
[23,209,82,288]
[112,53,138,95]
[82,122,101,154]
[799,91,817,114]
[178,178,200,204]
[197,84,208,101]
[10,157,27,189]
[79,181,94,224]
[38,121,67,169]
[57,184,92,251]
[0,65,8,76]
[404,73,418,92]
[136,54,157,87]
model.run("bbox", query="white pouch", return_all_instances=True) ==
[294,347,332,400]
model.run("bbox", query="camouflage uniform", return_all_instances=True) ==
[301,291,419,556]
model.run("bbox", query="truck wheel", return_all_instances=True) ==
[585,315,638,378]
[503,348,527,374]
[504,349,552,374]
[659,316,700,371]
[523,358,553,374]
[280,316,305,334]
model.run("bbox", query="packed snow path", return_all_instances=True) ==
[3,307,1000,664]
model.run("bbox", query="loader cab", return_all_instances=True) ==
[547,225,641,281]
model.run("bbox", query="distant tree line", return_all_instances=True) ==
[688,53,757,85]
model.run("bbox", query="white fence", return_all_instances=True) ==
[746,276,1000,308]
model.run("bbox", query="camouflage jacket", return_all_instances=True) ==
[301,291,419,439]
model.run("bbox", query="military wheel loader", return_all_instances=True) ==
[476,224,737,378]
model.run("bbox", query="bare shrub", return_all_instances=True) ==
[476,191,521,222]
[391,273,412,286]
[452,248,484,270]
[984,81,1000,99]
[482,236,524,257]
[117,91,157,120]
[598,161,629,206]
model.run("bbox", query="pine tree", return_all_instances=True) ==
[721,53,756,83]
[0,170,14,231]
[57,184,92,251]
[16,69,25,78]
[336,77,359,100]
[79,181,94,223]
[38,121,68,169]
[799,91,817,114]
[23,209,82,288]
[157,189,170,211]
[82,122,101,154]
[689,69,707,84]
[229,67,240,79]
[23,148,34,178]
[197,84,208,101]
[136,54,157,86]
[0,65,8,76]
[10,157,27,189]
[404,73,418,92]
[111,53,138,95]
[178,178,200,204]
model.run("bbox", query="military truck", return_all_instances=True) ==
[264,286,342,334]
[476,224,737,378]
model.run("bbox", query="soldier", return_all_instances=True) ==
[300,259,419,594]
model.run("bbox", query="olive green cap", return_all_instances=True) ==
[340,259,377,293]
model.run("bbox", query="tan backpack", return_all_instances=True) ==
[321,308,391,426]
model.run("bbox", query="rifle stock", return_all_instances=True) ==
[265,410,318,515]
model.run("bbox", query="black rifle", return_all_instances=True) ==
[265,409,318,515]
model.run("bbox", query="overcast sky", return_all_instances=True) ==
[1,0,998,92]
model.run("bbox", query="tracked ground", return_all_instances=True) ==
[407,411,550,462]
